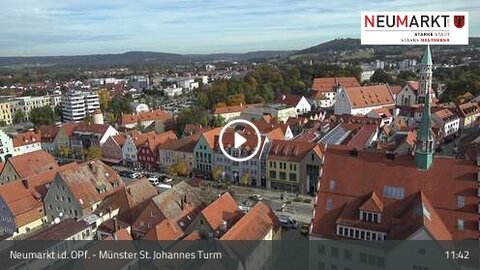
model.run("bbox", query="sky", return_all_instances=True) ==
[0,0,479,56]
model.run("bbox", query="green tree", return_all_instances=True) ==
[85,146,102,160]
[29,106,57,127]
[370,68,393,84]
[13,110,25,124]
[109,95,133,118]
[210,115,226,128]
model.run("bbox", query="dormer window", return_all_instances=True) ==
[360,210,381,223]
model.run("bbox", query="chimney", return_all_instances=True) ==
[349,148,358,157]
[22,179,29,189]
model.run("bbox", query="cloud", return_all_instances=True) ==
[0,0,478,56]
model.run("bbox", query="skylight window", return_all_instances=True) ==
[382,186,405,199]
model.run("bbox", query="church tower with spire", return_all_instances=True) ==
[415,45,435,170]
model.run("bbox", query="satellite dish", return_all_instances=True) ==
[54,218,60,224]
[59,212,63,217]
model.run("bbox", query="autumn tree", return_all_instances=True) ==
[240,173,250,186]
[86,146,102,160]
[212,166,224,182]
[98,89,110,111]
[170,160,189,176]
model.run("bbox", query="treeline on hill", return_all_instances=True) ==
[195,64,362,110]
[434,67,480,102]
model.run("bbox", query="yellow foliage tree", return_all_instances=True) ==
[212,166,223,182]
[241,173,250,186]
[98,89,110,111]
[170,160,189,176]
[86,146,102,161]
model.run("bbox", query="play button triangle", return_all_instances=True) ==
[234,132,247,148]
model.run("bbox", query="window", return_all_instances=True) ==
[269,171,276,179]
[317,244,325,254]
[457,219,465,230]
[457,196,465,208]
[329,180,336,190]
[344,249,352,260]
[330,247,338,258]
[289,173,296,181]
[279,172,286,180]
[382,185,405,199]
[326,199,333,210]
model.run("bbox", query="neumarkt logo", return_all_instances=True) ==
[360,12,469,45]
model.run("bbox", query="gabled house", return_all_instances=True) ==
[132,181,210,239]
[158,133,202,174]
[187,192,241,239]
[101,133,126,164]
[96,178,158,225]
[334,84,395,116]
[267,140,324,194]
[0,181,45,237]
[194,127,222,175]
[310,147,479,240]
[44,160,125,221]
[122,131,148,167]
[432,108,460,139]
[11,130,42,156]
[38,125,59,154]
[0,150,58,184]
[275,94,311,114]
[137,131,177,170]
[70,123,118,158]
[51,123,77,157]
[119,109,173,131]
[456,101,480,128]
[311,77,360,108]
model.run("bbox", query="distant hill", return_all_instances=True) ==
[1,37,478,69]
[297,37,480,56]
[0,50,294,69]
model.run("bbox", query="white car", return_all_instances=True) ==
[157,183,172,189]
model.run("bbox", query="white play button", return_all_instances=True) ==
[219,119,262,162]
[234,132,247,148]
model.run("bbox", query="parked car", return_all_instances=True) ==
[249,194,263,201]
[130,172,143,179]
[159,174,173,183]
[119,171,131,177]
[278,215,298,230]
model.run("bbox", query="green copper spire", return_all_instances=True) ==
[415,45,435,171]
[421,45,432,66]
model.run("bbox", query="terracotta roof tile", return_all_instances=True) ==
[0,181,43,227]
[213,105,245,115]
[12,131,41,147]
[200,192,240,231]
[344,84,395,109]
[276,94,303,106]
[4,150,58,178]
[221,202,280,240]
[74,123,111,135]
[268,140,323,162]
[311,148,479,240]
[38,125,59,143]
[120,109,172,126]
[312,77,360,93]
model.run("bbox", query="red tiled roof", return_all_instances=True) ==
[213,105,245,115]
[276,94,303,107]
[12,131,41,147]
[311,148,479,240]
[5,150,58,178]
[120,109,172,126]
[221,202,280,240]
[312,77,360,93]
[457,102,480,118]
[359,192,384,212]
[268,140,323,162]
[345,124,377,149]
[141,130,178,152]
[200,192,240,231]
[158,133,202,153]
[344,85,395,109]
[38,125,59,143]
[58,160,124,211]
[200,127,222,149]
[0,181,43,227]
[389,85,403,95]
